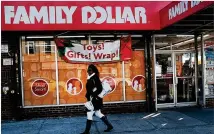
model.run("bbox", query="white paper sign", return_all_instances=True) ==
[156,65,162,77]
[3,58,13,65]
[1,45,8,53]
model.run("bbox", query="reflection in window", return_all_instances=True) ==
[26,41,36,54]
[181,53,194,77]
[44,41,51,54]
[71,40,81,44]
[156,54,172,77]
[91,40,114,45]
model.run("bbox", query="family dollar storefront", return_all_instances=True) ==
[1,1,214,120]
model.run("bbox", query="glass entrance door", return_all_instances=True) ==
[156,53,175,107]
[175,52,197,106]
[156,51,197,108]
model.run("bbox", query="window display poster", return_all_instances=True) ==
[205,45,214,96]
[66,78,83,95]
[31,79,49,97]
[132,75,146,92]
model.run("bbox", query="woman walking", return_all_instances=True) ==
[81,64,113,134]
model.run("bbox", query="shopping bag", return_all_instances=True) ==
[84,101,94,111]
[98,80,112,98]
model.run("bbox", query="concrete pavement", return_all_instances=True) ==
[1,107,214,134]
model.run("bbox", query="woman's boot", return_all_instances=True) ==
[80,120,92,134]
[101,116,113,132]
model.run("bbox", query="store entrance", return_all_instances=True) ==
[155,50,197,108]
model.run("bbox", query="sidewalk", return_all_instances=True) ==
[2,107,214,134]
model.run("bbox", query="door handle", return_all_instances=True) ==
[23,71,26,77]
[175,77,178,84]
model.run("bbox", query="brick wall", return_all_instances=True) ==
[1,39,15,120]
[1,94,13,120]
[21,102,146,119]
[206,98,214,108]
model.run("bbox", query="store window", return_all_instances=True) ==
[21,40,57,106]
[21,36,146,107]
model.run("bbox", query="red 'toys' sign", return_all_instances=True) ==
[31,79,49,97]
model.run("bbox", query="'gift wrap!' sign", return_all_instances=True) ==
[65,40,120,62]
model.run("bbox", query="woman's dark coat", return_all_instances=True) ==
[85,74,103,110]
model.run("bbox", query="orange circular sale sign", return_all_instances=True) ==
[31,79,49,97]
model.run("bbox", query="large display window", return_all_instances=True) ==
[21,36,146,107]
[21,40,57,106]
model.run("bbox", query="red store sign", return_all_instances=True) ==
[1,1,213,31]
[160,1,214,28]
[1,1,165,31]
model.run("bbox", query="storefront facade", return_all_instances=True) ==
[1,1,214,120]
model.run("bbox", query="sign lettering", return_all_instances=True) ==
[168,1,202,20]
[64,40,121,62]
[168,1,188,20]
[5,6,77,24]
[4,6,147,24]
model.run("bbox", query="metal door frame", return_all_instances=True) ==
[154,50,197,109]
[174,51,197,107]
[155,51,176,108]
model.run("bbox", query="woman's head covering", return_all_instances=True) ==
[88,64,100,77]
